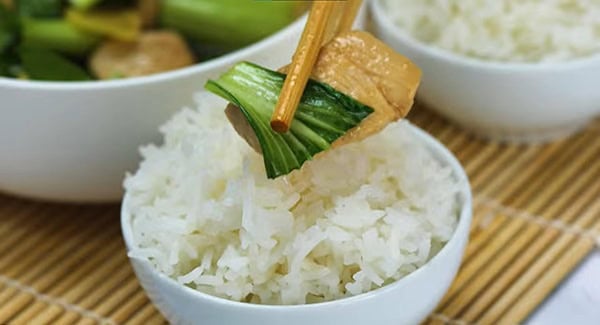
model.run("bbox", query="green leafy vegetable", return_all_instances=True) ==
[161,0,305,49]
[0,5,21,77]
[0,5,18,51]
[0,51,21,78]
[21,19,100,56]
[19,47,91,81]
[70,0,134,11]
[70,0,103,10]
[205,62,373,179]
[17,0,63,18]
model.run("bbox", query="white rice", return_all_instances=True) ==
[125,94,460,305]
[380,0,600,63]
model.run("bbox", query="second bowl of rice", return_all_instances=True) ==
[371,0,600,143]
[121,93,472,325]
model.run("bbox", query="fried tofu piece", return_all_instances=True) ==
[312,31,421,147]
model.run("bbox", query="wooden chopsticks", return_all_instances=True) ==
[270,0,362,133]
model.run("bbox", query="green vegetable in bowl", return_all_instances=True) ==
[0,51,20,78]
[0,4,18,52]
[70,0,135,10]
[16,0,63,18]
[21,19,100,55]
[0,4,19,77]
[0,0,305,81]
[70,0,103,10]
[205,62,374,179]
[65,8,142,41]
[19,47,91,81]
[161,0,306,49]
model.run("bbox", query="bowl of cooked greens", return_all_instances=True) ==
[0,0,323,202]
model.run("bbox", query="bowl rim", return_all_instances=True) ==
[0,14,307,90]
[370,0,600,72]
[120,120,473,311]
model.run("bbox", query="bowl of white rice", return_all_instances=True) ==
[371,0,600,142]
[121,93,472,325]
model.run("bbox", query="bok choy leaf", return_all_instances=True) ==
[205,62,373,179]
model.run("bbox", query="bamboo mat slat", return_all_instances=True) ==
[0,107,598,325]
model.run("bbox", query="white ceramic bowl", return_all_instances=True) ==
[0,17,309,202]
[0,5,370,203]
[121,122,473,325]
[371,0,600,143]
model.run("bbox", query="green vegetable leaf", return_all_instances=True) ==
[205,62,373,179]
[0,5,21,78]
[70,0,134,10]
[17,0,63,18]
[0,50,21,77]
[161,0,305,49]
[0,4,19,53]
[21,19,100,56]
[70,0,103,10]
[19,47,91,81]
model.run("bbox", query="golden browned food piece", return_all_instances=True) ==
[137,0,159,28]
[314,30,421,147]
[90,30,195,79]
[227,31,421,153]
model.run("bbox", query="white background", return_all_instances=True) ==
[527,250,600,325]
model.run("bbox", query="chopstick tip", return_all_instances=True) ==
[270,119,290,133]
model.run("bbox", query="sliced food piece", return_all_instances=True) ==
[69,0,102,10]
[307,30,421,147]
[206,62,374,179]
[89,30,194,79]
[21,19,100,56]
[66,8,141,41]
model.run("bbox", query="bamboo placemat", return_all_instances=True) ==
[0,107,598,325]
